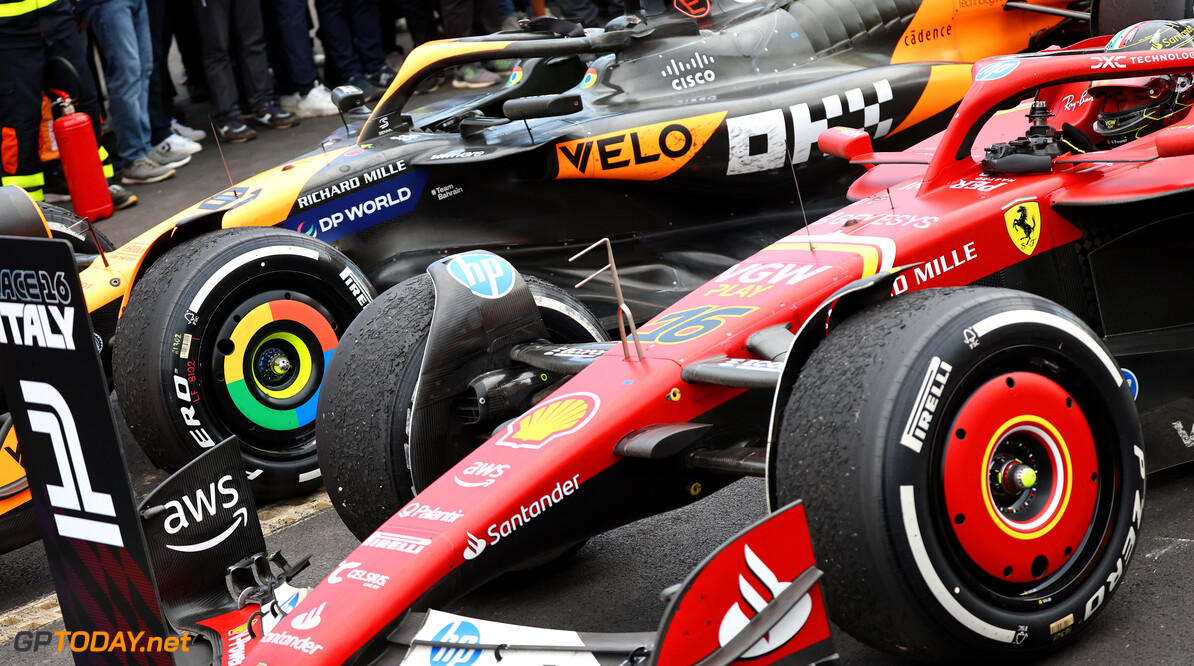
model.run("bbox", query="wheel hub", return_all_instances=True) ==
[255,347,294,387]
[217,299,340,433]
[942,372,1098,584]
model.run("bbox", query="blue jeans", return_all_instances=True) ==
[89,0,154,166]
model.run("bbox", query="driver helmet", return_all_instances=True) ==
[1089,20,1194,146]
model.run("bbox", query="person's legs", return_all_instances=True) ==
[170,0,208,99]
[230,0,275,112]
[345,0,385,74]
[89,0,154,166]
[553,0,600,27]
[0,43,49,200]
[268,0,319,97]
[473,0,500,35]
[396,0,438,46]
[315,0,364,82]
[192,0,239,116]
[145,0,174,145]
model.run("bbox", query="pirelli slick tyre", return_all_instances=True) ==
[774,287,1144,662]
[319,274,606,541]
[39,202,115,254]
[114,228,375,500]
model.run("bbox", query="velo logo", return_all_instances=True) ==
[21,380,122,547]
[429,619,481,666]
[446,251,516,299]
[717,545,811,658]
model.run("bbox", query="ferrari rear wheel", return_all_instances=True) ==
[774,287,1143,662]
[318,274,605,541]
[114,227,375,500]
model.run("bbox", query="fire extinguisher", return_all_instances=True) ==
[48,56,113,222]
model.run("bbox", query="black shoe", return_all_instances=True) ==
[214,114,258,143]
[414,71,446,95]
[109,183,137,210]
[349,74,383,102]
[368,66,397,89]
[251,101,298,129]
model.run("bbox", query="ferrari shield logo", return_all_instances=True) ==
[1004,200,1040,255]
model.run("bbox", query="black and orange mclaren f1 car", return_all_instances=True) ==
[0,0,1131,549]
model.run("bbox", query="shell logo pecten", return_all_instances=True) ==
[495,392,600,450]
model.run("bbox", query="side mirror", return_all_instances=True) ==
[331,85,366,114]
[818,126,873,162]
[502,94,583,121]
[1155,124,1194,158]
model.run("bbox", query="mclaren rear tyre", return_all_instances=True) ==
[39,202,115,253]
[319,274,606,541]
[114,227,375,500]
[774,287,1143,662]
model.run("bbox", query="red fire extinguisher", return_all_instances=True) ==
[48,57,113,222]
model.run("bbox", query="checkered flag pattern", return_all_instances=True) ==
[726,78,893,175]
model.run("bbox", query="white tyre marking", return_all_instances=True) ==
[900,485,1017,642]
[970,310,1122,386]
[188,246,321,313]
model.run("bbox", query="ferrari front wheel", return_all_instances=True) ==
[318,273,606,541]
[774,287,1143,662]
[114,227,375,499]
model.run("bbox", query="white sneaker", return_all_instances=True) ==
[282,84,339,118]
[158,133,202,156]
[171,118,206,142]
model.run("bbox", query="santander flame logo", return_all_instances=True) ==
[717,545,812,658]
[463,532,486,560]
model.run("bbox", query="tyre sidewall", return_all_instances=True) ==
[869,290,1144,655]
[155,231,372,498]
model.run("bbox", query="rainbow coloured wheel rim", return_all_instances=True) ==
[208,289,346,457]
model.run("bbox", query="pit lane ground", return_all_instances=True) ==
[2,112,1194,665]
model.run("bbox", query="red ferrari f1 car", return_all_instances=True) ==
[309,21,1194,663]
[5,13,1194,666]
[0,0,1110,559]
[77,0,1101,503]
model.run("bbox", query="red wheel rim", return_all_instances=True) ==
[942,372,1099,583]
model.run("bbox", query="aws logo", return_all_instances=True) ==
[160,474,248,553]
[555,112,725,180]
